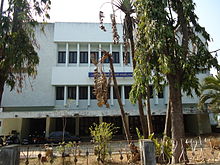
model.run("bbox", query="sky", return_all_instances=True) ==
[49,0,220,53]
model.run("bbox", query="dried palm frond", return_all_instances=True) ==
[91,52,111,108]
[110,14,120,44]
[99,11,106,32]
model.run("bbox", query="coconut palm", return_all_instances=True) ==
[199,74,220,112]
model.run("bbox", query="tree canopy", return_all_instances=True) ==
[0,0,51,104]
[132,0,219,163]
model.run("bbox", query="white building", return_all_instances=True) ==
[0,22,212,139]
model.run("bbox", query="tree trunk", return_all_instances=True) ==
[164,99,171,137]
[0,0,4,15]
[167,74,188,164]
[126,15,149,139]
[138,98,148,138]
[108,54,131,143]
[146,87,153,136]
[0,74,6,106]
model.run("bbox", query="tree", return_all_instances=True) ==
[0,0,51,105]
[134,0,219,163]
[199,74,220,112]
[107,0,150,138]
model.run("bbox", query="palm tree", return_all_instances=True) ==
[111,0,153,138]
[199,74,220,112]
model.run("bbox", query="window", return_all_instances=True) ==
[90,86,96,99]
[123,52,130,64]
[58,51,66,63]
[90,52,99,63]
[112,52,120,63]
[69,51,77,63]
[113,86,121,99]
[124,86,132,99]
[68,87,76,99]
[80,52,88,63]
[56,87,64,100]
[79,86,88,99]
[158,89,164,98]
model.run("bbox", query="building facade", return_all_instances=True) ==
[0,22,212,139]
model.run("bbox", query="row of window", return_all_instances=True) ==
[56,86,163,100]
[58,51,130,64]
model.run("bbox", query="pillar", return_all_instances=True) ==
[110,86,114,106]
[99,116,103,124]
[99,44,102,59]
[65,43,69,67]
[77,43,80,66]
[88,86,90,106]
[76,85,79,106]
[120,43,123,66]
[88,43,91,67]
[45,117,50,138]
[64,86,67,106]
[75,117,79,136]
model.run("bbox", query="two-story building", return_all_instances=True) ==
[0,22,212,139]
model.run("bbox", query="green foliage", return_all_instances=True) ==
[136,127,144,139]
[90,122,117,163]
[199,74,220,112]
[0,0,51,96]
[148,134,172,161]
[130,0,219,103]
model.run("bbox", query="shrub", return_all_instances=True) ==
[90,122,117,163]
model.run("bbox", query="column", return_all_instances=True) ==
[76,85,79,106]
[88,86,90,106]
[64,86,67,106]
[122,85,125,105]
[120,43,123,66]
[164,86,168,104]
[65,43,69,67]
[110,86,114,106]
[88,43,91,67]
[154,91,158,105]
[75,117,79,136]
[130,46,133,67]
[99,116,103,124]
[77,43,80,66]
[45,117,50,138]
[99,44,102,59]
[109,44,112,54]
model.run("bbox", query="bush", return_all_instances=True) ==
[90,122,117,164]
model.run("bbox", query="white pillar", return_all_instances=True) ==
[120,43,123,66]
[77,43,80,66]
[64,86,67,106]
[65,43,69,67]
[88,43,91,67]
[99,116,103,124]
[154,90,159,105]
[99,44,102,59]
[164,86,168,104]
[88,86,90,106]
[130,46,133,67]
[110,44,112,54]
[45,117,50,138]
[122,85,125,105]
[110,86,114,106]
[76,85,79,106]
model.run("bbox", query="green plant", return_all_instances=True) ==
[136,127,144,140]
[148,134,172,163]
[90,122,117,164]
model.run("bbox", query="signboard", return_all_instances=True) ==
[88,72,133,77]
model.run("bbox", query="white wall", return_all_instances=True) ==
[2,24,56,107]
